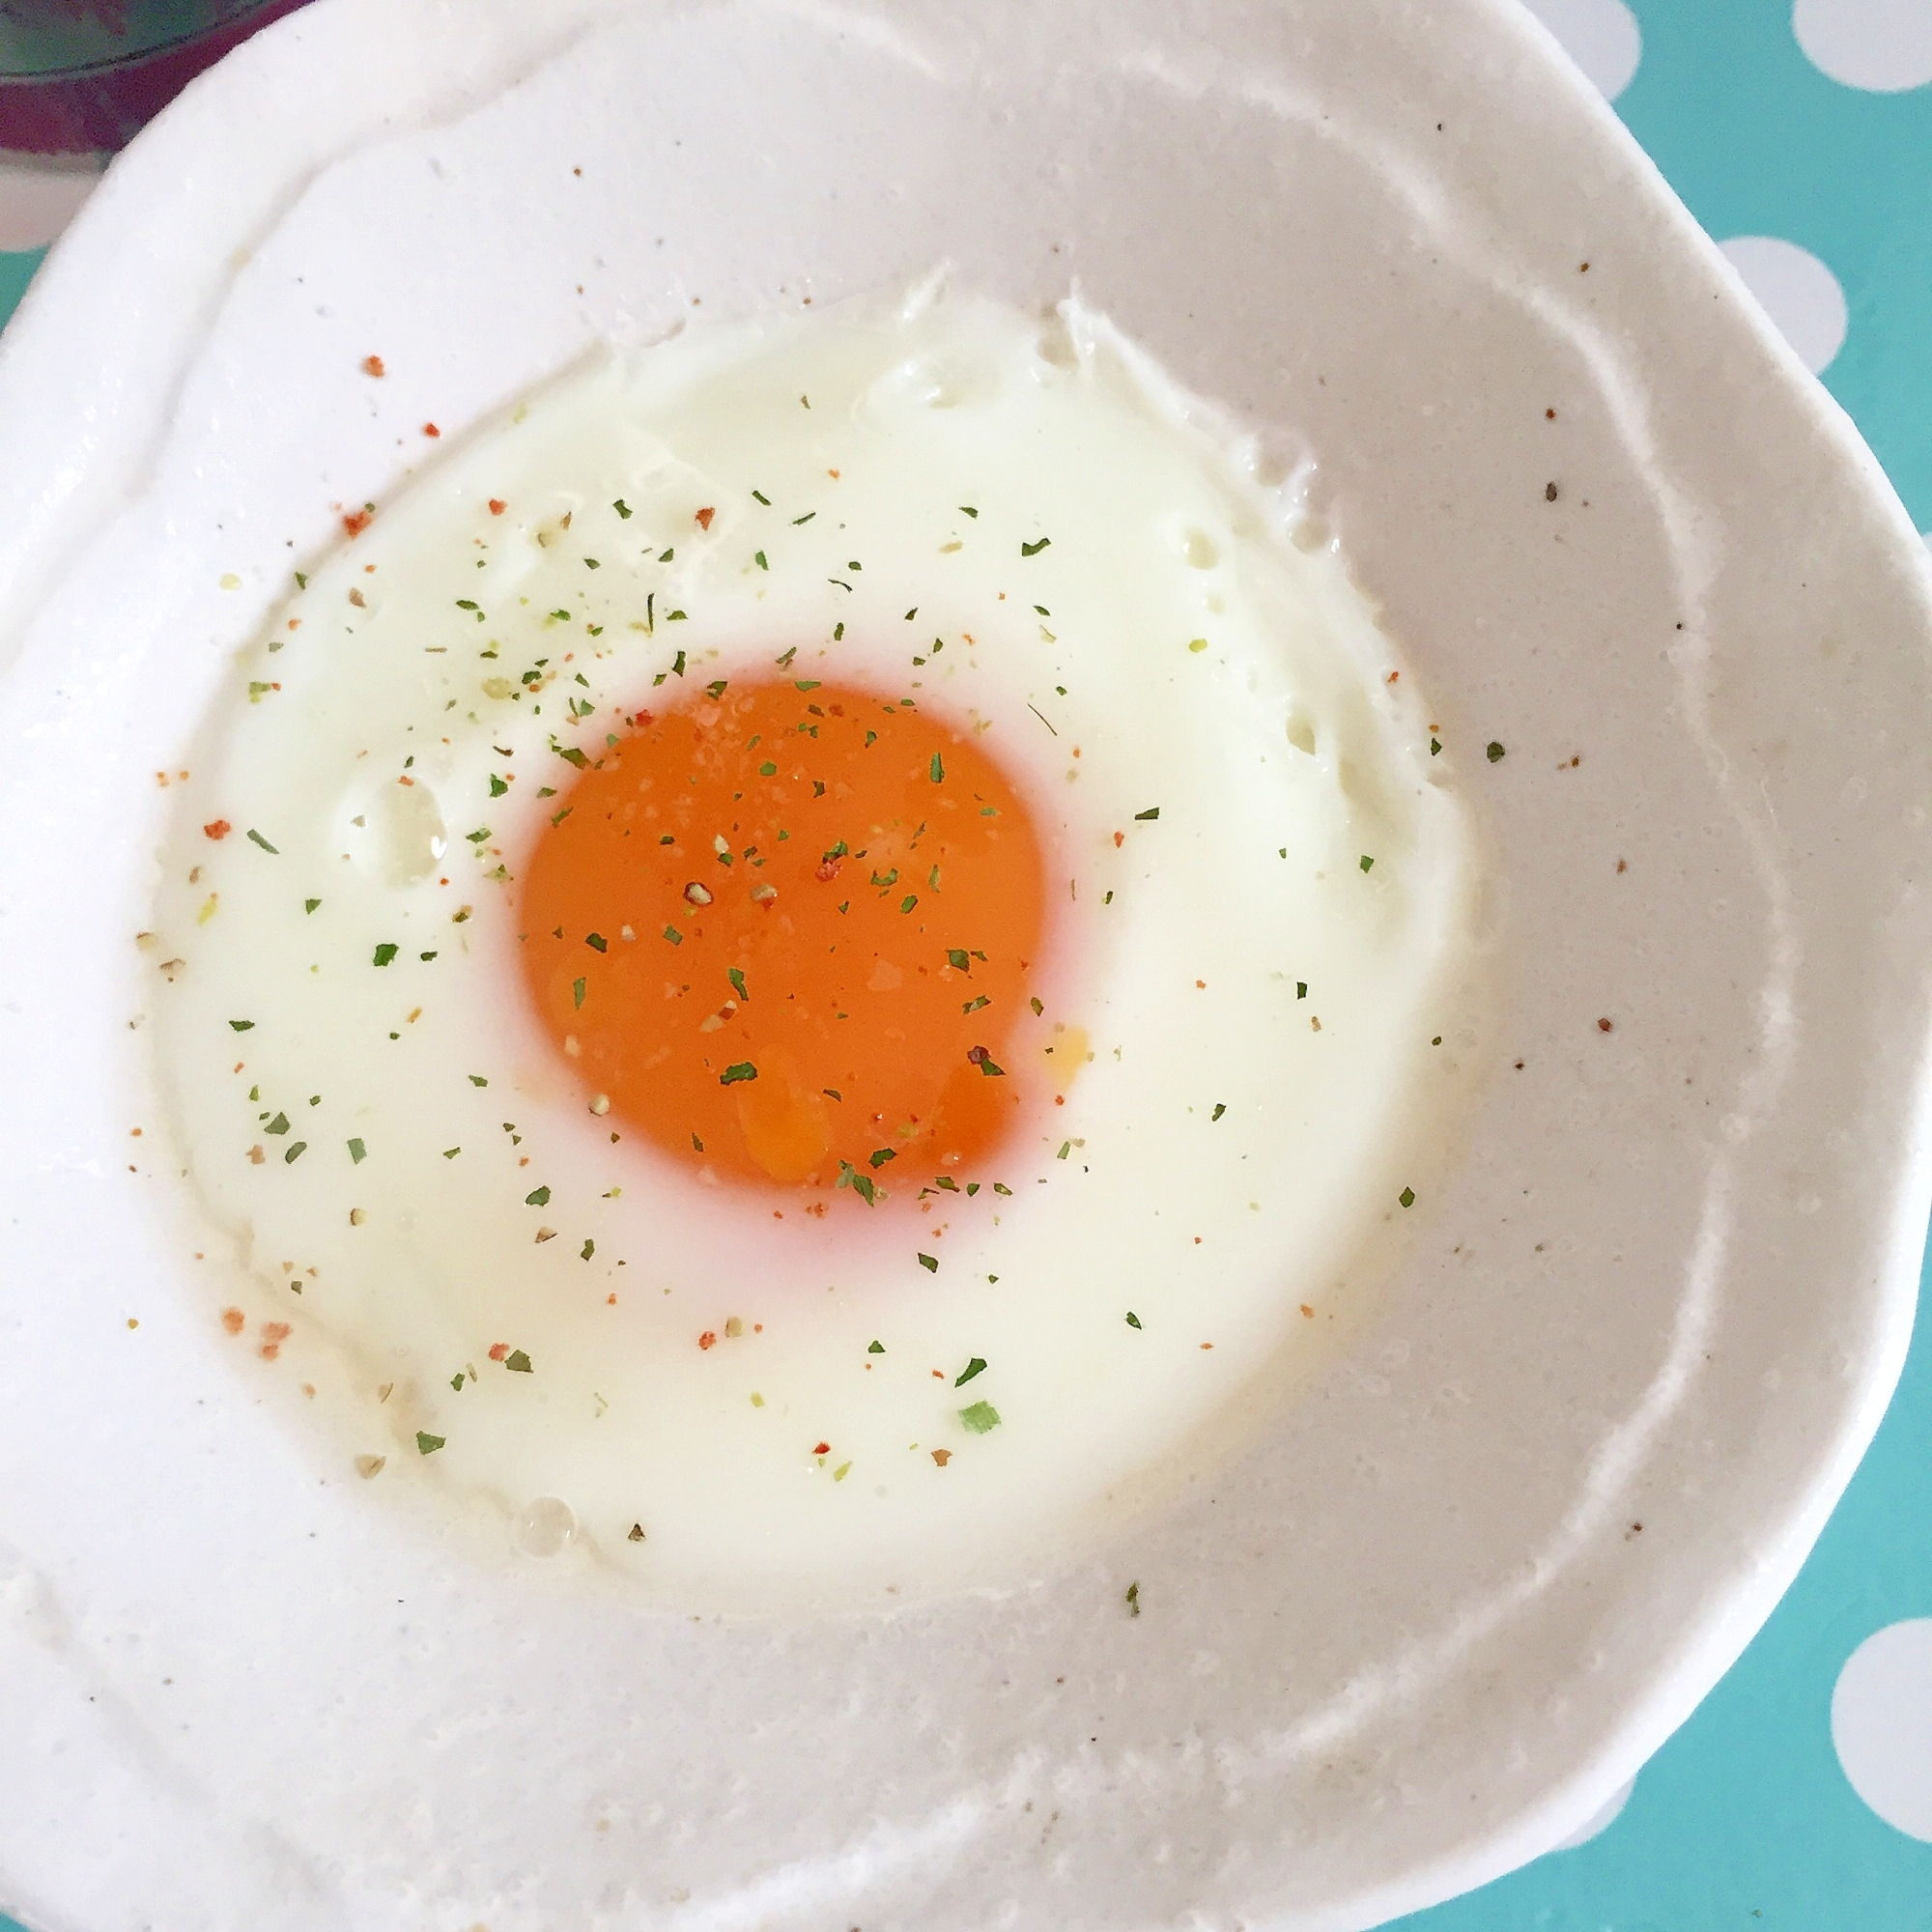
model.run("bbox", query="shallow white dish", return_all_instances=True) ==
[2,2,1929,1928]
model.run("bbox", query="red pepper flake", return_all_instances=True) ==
[1199,1341,1213,1350]
[259,1320,293,1361]
[1299,1304,1315,1318]
[695,506,716,530]
[342,508,373,538]
[488,498,507,516]
[220,1307,244,1335]
[422,421,440,438]
[1598,1016,1613,1032]
[931,1448,952,1466]
[1112,831,1123,847]
[698,1330,718,1350]
[362,355,385,378]
[203,818,232,840]
[487,1342,509,1362]
[812,1440,831,1456]
[814,857,841,882]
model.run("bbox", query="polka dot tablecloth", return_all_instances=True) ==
[2,3,1929,1925]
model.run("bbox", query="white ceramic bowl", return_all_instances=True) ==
[2,3,1929,1927]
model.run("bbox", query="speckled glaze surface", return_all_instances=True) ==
[1,3,1928,1928]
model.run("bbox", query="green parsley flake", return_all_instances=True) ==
[954,1356,986,1386]
[415,1431,445,1455]
[958,1400,1001,1434]
[526,1185,551,1207]
[613,499,632,519]
[1211,1103,1227,1122]
[754,551,768,571]
[1125,1312,1142,1329]
[1020,537,1051,556]
[1400,1186,1416,1208]
[867,1340,885,1354]
[469,1074,488,1087]
[1134,807,1160,821]
[720,1063,758,1086]
[505,1350,533,1373]
[246,829,278,854]
[929,752,945,782]
[372,943,399,966]
[304,899,320,914]
[572,977,586,1009]
[918,1253,938,1273]
[585,932,608,952]
[348,1138,366,1164]
[1487,741,1506,762]
[228,1019,255,1033]
[1126,1580,1141,1617]
[284,1141,306,1164]
[664,924,682,944]
[836,1160,878,1206]
[868,1147,896,1169]
[1360,855,1375,872]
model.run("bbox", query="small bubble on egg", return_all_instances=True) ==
[512,1495,578,1558]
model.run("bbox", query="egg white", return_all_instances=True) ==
[145,284,1485,1611]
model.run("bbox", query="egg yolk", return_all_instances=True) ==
[519,677,1047,1190]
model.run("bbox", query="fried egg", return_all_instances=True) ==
[145,284,1485,1611]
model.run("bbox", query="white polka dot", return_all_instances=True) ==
[1719,236,1849,375]
[1833,1619,1932,1841]
[1522,0,1643,99]
[0,156,99,253]
[1550,1774,1636,1850]
[1795,0,1932,93]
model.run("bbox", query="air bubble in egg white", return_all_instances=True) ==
[1286,710,1318,756]
[1176,526,1220,571]
[861,354,994,420]
[512,1495,578,1558]
[346,781,447,887]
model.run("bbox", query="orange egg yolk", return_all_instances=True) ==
[518,677,1047,1190]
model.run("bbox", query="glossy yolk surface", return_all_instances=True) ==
[519,677,1047,1189]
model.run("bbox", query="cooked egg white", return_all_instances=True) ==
[145,284,1486,1612]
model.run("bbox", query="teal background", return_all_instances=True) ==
[0,0,1927,1923]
